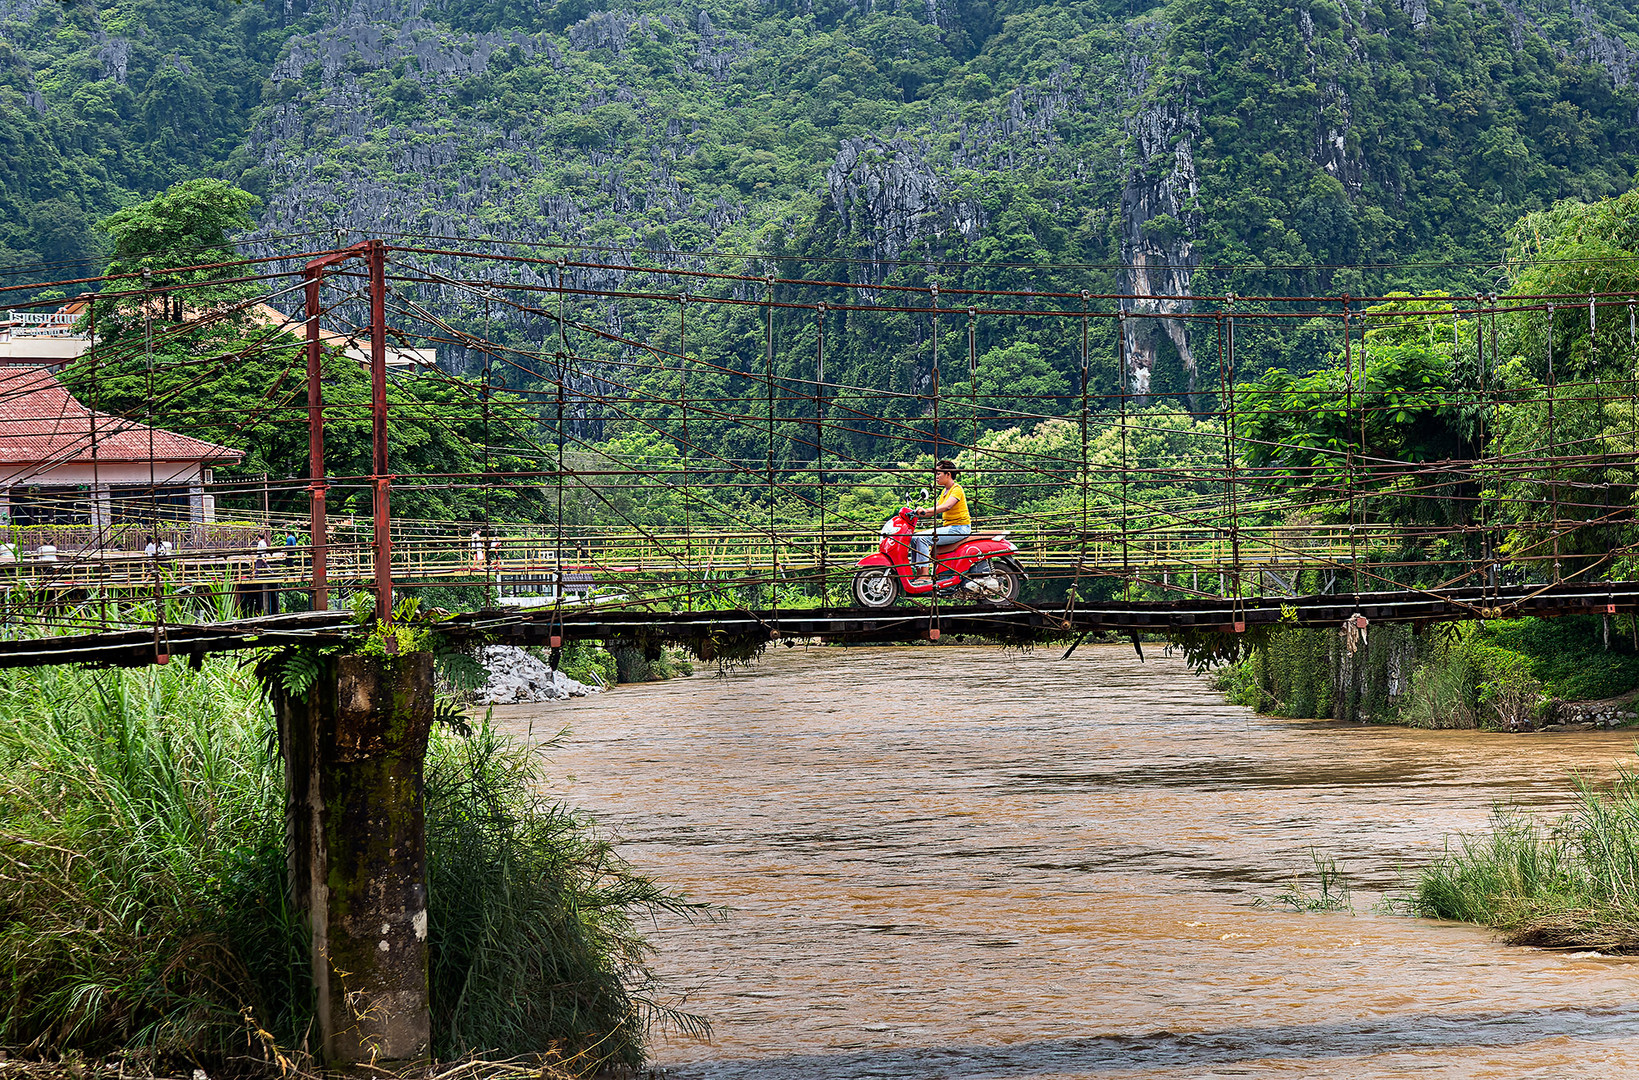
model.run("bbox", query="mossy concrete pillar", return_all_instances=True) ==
[276,651,435,1065]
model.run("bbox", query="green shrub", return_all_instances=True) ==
[1212,658,1265,711]
[556,642,616,688]
[1480,615,1639,701]
[1220,627,1334,719]
[609,644,694,684]
[1396,634,1542,729]
[1399,636,1480,729]
[1465,642,1543,728]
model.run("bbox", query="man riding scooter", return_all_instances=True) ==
[849,463,1024,608]
[911,460,970,580]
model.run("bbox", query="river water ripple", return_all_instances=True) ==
[494,645,1639,1078]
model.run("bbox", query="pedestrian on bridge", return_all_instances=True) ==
[911,460,972,580]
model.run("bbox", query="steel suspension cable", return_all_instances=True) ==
[680,293,692,611]
[1549,302,1561,583]
[817,302,828,605]
[1118,309,1130,595]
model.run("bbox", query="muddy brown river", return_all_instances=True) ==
[493,645,1639,1078]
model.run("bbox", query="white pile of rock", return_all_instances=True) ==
[471,645,599,705]
[1553,701,1638,729]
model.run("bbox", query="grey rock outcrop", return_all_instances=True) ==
[96,36,132,85]
[471,645,598,705]
[825,136,983,283]
[1117,23,1199,404]
[820,65,1104,285]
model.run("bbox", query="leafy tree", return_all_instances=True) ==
[969,341,1069,433]
[1486,190,1639,576]
[1502,187,1639,380]
[1237,296,1474,529]
[93,178,262,327]
[68,182,527,524]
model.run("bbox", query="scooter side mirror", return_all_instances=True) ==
[917,489,928,501]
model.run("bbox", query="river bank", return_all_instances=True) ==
[1216,614,1639,731]
[498,643,1639,1079]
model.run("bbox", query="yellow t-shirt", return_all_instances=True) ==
[939,483,970,526]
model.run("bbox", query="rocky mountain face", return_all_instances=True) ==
[1116,19,1197,402]
[5,0,1638,401]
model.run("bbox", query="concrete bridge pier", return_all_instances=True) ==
[275,652,435,1065]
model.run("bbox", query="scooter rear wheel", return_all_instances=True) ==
[852,567,900,609]
[981,567,1023,604]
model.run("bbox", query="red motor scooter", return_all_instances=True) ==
[851,504,1027,609]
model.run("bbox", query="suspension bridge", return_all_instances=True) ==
[1,238,1636,664]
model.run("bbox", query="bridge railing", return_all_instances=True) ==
[0,518,1508,607]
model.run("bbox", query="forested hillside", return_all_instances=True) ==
[4,0,1639,398]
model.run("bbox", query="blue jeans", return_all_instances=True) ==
[911,523,971,569]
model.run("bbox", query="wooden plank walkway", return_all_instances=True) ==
[3,580,1635,669]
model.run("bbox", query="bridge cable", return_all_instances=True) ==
[765,274,779,633]
[1548,303,1561,584]
[482,286,494,600]
[817,301,828,607]
[1117,309,1130,597]
[931,278,940,638]
[1343,295,1356,600]
[88,292,106,627]
[556,258,567,640]
[1226,296,1243,630]
[967,304,980,531]
[680,293,692,612]
[1478,296,1497,600]
[142,269,170,657]
[1075,293,1090,610]
[1488,291,1501,607]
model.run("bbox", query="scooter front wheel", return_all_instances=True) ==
[852,567,900,609]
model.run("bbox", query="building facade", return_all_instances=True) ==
[0,366,242,529]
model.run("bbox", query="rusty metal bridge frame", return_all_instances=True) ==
[3,238,1639,664]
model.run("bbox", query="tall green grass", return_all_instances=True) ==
[426,722,710,1065]
[0,657,296,1058]
[1402,765,1639,949]
[0,655,705,1071]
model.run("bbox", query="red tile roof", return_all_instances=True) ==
[0,367,243,468]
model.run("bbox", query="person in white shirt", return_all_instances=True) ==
[37,543,57,562]
[145,538,157,557]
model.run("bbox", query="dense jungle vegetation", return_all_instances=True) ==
[12,0,1639,707]
[7,0,1639,497]
[8,0,1639,1041]
[3,0,1638,292]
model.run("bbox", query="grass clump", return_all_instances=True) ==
[1399,762,1639,950]
[0,657,704,1072]
[1256,850,1354,913]
[426,720,709,1064]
